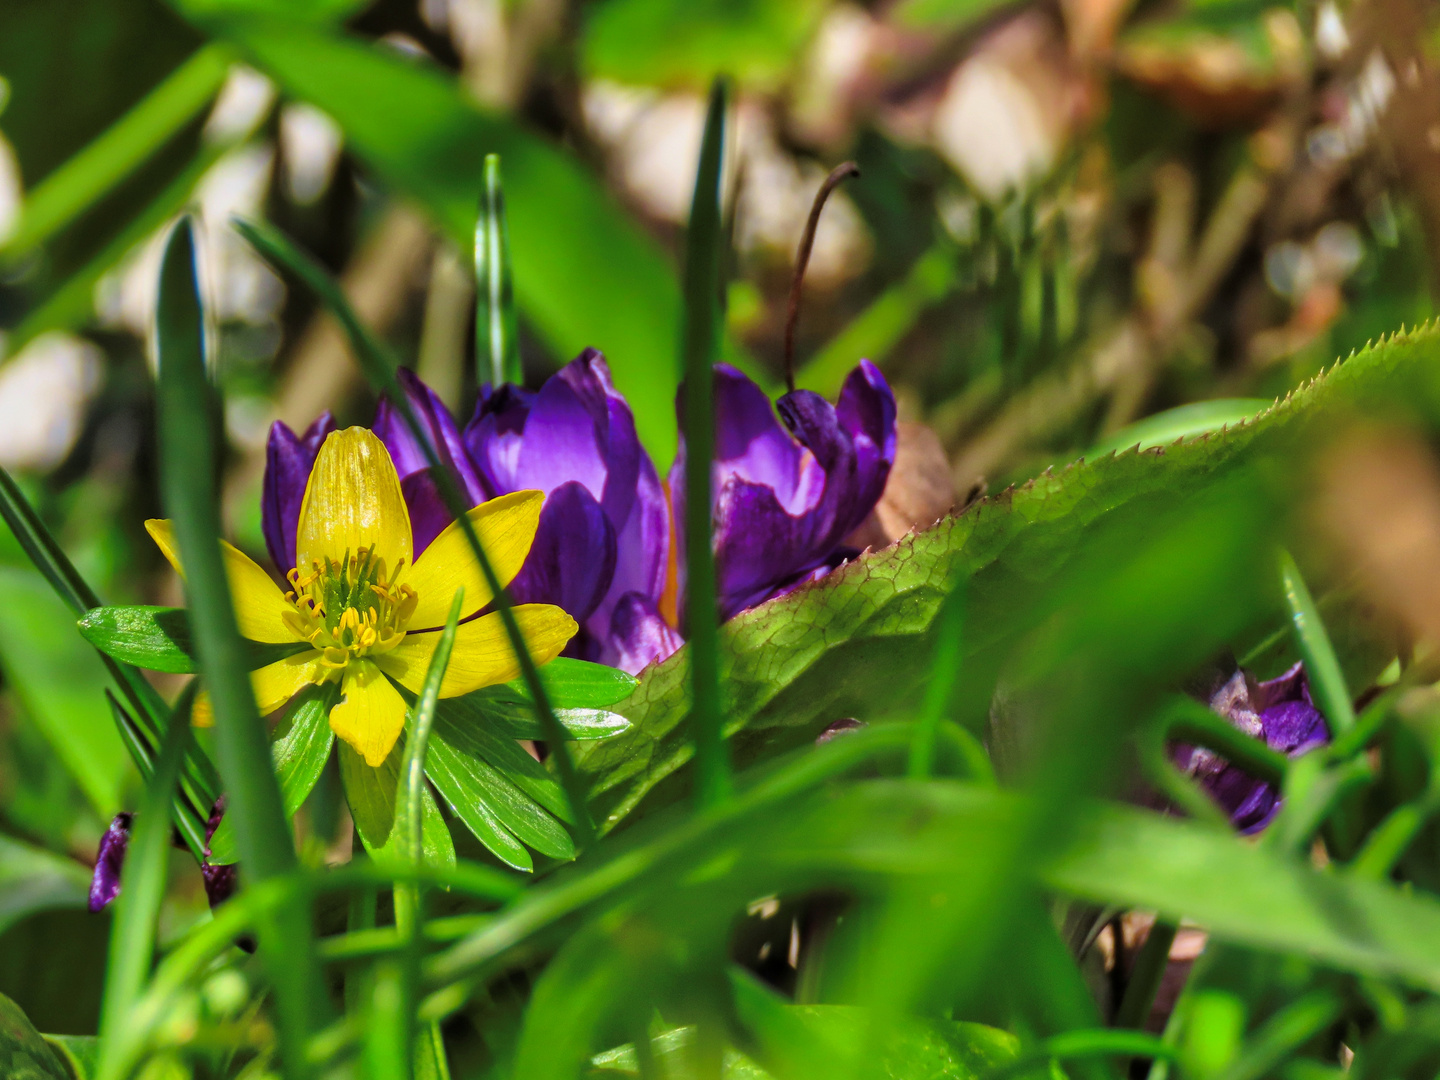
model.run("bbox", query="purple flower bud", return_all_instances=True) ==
[1176,662,1330,833]
[89,812,133,912]
[671,361,897,621]
[261,412,335,571]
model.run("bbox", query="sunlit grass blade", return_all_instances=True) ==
[475,154,522,388]
[0,467,219,858]
[154,217,322,1075]
[96,685,196,1080]
[681,77,730,810]
[233,215,594,844]
[105,691,209,859]
[395,587,463,1080]
[1278,550,1354,735]
[0,45,231,263]
[909,586,965,778]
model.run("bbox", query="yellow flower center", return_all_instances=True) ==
[282,546,418,675]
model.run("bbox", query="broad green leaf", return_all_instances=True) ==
[43,1035,98,1080]
[0,992,70,1080]
[0,569,129,817]
[576,327,1440,833]
[190,12,686,462]
[1088,399,1271,458]
[451,660,635,740]
[582,0,827,93]
[523,658,639,709]
[77,605,309,674]
[339,742,455,872]
[0,833,91,938]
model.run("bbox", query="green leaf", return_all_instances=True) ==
[452,658,636,742]
[43,1035,98,1080]
[433,699,574,824]
[1088,399,1273,458]
[520,658,639,710]
[205,684,337,865]
[339,742,456,872]
[0,569,130,817]
[0,992,70,1080]
[582,0,827,93]
[195,12,686,462]
[427,728,574,866]
[76,605,309,674]
[0,834,91,938]
[575,326,1440,833]
[1278,551,1356,735]
[475,153,522,389]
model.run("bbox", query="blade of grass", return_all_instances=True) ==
[1278,550,1354,735]
[681,78,730,810]
[475,154,522,389]
[909,587,965,778]
[154,217,321,1076]
[0,45,231,262]
[96,685,196,1080]
[233,215,594,845]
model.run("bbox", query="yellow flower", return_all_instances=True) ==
[147,427,577,767]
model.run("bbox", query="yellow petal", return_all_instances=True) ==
[190,651,323,728]
[145,519,297,644]
[252,651,326,715]
[377,604,578,698]
[328,660,409,767]
[406,490,544,630]
[296,428,411,572]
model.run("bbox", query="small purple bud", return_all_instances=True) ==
[89,813,133,913]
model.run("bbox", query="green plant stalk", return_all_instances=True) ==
[154,218,321,1076]
[681,78,731,810]
[0,467,218,858]
[1278,551,1354,735]
[1213,992,1341,1080]
[96,685,195,1080]
[909,587,965,778]
[1,44,232,261]
[475,154,522,388]
[233,216,594,844]
[1349,790,1440,879]
[1114,921,1177,1031]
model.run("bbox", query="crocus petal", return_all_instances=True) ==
[328,660,408,767]
[508,482,617,623]
[400,469,455,557]
[377,604,577,698]
[406,490,544,629]
[89,812,133,912]
[261,412,335,572]
[373,369,488,504]
[833,359,898,533]
[592,455,669,638]
[600,593,683,675]
[465,382,534,494]
[145,519,297,644]
[297,428,412,572]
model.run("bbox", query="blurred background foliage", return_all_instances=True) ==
[3,0,1440,1071]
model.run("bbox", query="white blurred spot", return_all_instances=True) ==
[1315,1,1349,61]
[0,334,102,471]
[788,3,877,149]
[1313,221,1364,281]
[0,132,22,244]
[203,66,276,145]
[932,55,1056,201]
[1265,240,1314,300]
[97,144,282,341]
[583,82,871,286]
[280,103,343,205]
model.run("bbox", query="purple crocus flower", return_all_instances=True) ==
[464,348,671,672]
[89,812,133,912]
[1176,662,1330,833]
[670,360,897,621]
